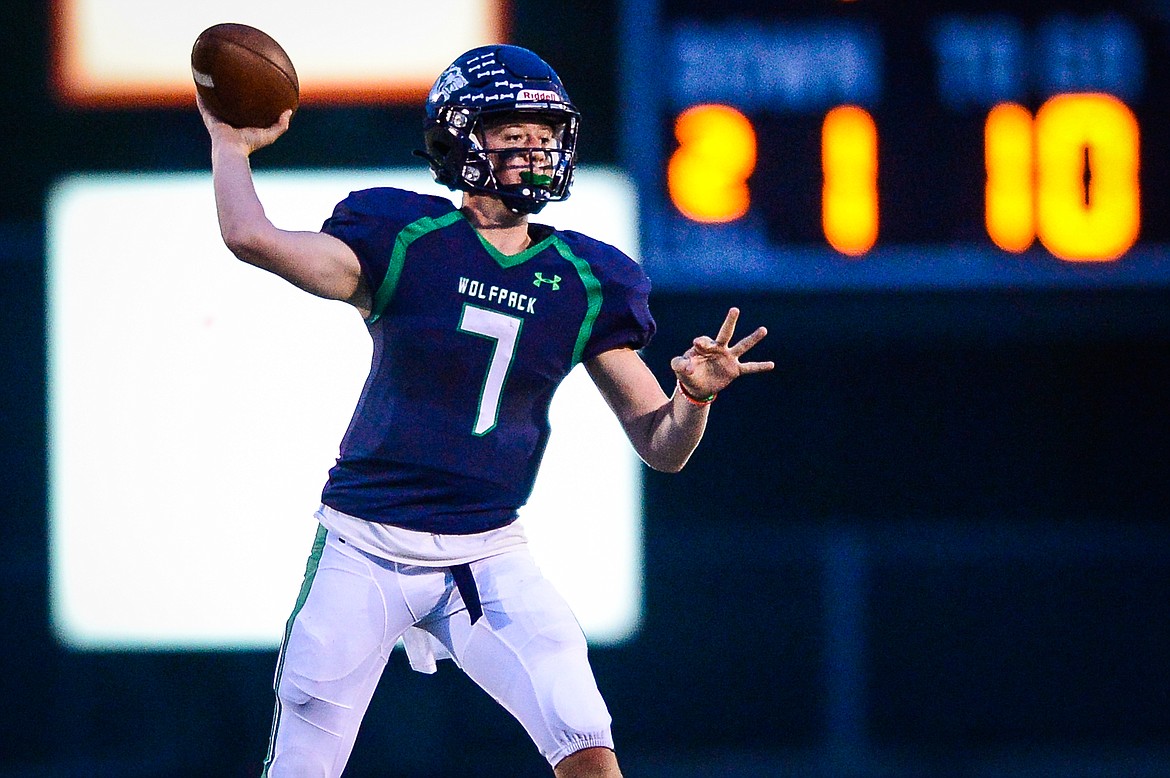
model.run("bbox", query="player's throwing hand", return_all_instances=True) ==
[196,93,292,155]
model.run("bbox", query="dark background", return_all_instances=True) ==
[3,0,1169,775]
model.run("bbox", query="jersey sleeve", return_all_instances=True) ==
[578,239,656,363]
[321,188,456,302]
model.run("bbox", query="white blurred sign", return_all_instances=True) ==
[46,167,643,650]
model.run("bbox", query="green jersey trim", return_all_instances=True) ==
[368,210,464,324]
[366,212,603,367]
[369,210,562,323]
[550,236,604,366]
[470,222,556,268]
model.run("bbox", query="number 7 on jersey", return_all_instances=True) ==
[457,304,523,436]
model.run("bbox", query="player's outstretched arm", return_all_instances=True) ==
[586,307,774,472]
[197,96,372,316]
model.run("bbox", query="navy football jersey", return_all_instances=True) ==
[319,187,655,534]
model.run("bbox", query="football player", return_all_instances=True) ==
[197,44,773,778]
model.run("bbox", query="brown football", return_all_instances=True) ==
[191,23,299,129]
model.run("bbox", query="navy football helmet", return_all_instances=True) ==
[419,45,580,214]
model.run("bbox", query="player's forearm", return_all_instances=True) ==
[210,140,278,264]
[586,348,711,472]
[630,391,709,473]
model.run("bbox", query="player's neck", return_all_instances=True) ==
[461,194,532,255]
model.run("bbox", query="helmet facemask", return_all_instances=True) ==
[425,105,579,215]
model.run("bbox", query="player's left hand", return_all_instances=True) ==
[671,307,774,400]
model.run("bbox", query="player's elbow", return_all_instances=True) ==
[221,220,263,260]
[650,456,683,472]
[221,219,279,269]
[640,448,693,473]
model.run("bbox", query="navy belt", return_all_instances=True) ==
[450,563,483,625]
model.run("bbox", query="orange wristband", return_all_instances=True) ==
[676,379,716,406]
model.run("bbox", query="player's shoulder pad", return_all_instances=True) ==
[336,187,457,220]
[552,229,649,285]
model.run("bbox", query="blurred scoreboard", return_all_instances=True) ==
[623,0,1170,290]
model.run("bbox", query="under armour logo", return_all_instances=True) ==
[533,273,561,290]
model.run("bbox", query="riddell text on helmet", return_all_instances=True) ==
[517,89,560,102]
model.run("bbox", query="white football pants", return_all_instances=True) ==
[262,526,613,776]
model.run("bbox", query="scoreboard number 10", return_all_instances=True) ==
[668,93,1141,262]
